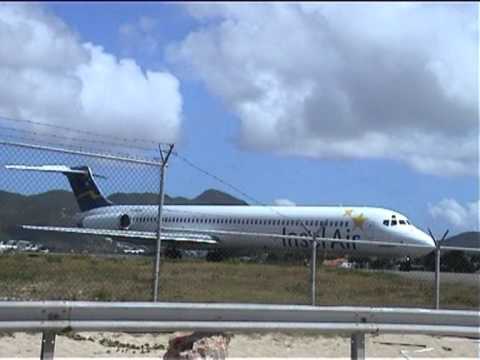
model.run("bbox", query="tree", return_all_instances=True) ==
[441,251,475,273]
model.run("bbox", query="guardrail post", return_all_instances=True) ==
[434,244,441,309]
[350,332,365,360]
[310,234,318,306]
[40,331,56,360]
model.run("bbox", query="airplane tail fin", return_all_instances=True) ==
[5,164,112,212]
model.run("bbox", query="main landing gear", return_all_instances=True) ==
[206,250,224,262]
[165,247,183,259]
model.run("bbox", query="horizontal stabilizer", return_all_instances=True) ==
[5,164,88,175]
[6,164,110,211]
[21,225,218,245]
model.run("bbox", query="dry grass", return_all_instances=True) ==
[0,253,477,309]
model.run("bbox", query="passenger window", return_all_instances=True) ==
[383,220,389,226]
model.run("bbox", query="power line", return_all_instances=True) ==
[171,151,312,234]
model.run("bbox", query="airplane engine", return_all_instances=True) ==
[82,214,131,230]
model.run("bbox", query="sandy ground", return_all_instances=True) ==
[0,332,478,359]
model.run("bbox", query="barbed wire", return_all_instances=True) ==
[0,134,160,165]
[0,125,159,154]
[0,114,170,147]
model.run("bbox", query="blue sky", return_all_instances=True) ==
[0,3,477,235]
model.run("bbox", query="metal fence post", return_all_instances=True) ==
[153,144,174,302]
[350,332,365,360]
[435,244,441,309]
[310,234,318,306]
[40,331,56,360]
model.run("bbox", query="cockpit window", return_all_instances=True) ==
[399,220,406,225]
[383,220,389,226]
[406,220,411,224]
[391,220,397,226]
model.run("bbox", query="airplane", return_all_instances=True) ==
[5,164,436,261]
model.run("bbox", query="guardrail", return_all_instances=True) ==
[0,301,478,359]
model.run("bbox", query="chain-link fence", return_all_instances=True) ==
[0,119,478,309]
[0,140,161,301]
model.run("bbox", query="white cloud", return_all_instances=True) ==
[0,3,181,143]
[273,198,296,206]
[429,198,479,231]
[168,3,478,176]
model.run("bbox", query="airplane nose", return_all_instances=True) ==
[414,228,436,249]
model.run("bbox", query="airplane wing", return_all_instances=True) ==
[21,225,218,245]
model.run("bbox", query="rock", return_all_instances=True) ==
[163,332,231,360]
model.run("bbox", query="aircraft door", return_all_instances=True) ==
[365,221,375,240]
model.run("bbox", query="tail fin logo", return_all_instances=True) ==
[77,189,102,200]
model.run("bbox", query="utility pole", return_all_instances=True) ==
[153,143,174,302]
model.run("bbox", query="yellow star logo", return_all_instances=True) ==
[78,190,101,200]
[344,209,353,217]
[352,213,367,230]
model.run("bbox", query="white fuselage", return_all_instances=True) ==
[78,205,435,258]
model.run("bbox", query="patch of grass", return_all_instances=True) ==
[0,253,477,310]
[45,255,63,264]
